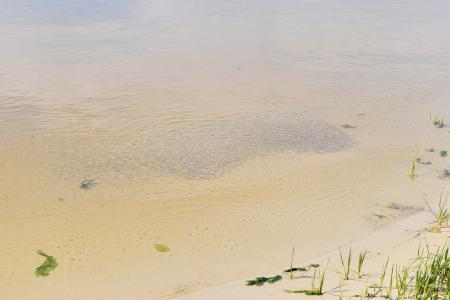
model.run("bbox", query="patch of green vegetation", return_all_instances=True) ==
[80,179,96,189]
[246,275,282,286]
[416,158,431,165]
[387,264,394,299]
[373,213,387,219]
[424,193,449,233]
[285,261,328,296]
[154,243,170,252]
[395,264,411,299]
[426,148,435,152]
[284,244,317,278]
[245,240,450,298]
[288,246,295,279]
[285,289,322,295]
[408,159,416,179]
[414,244,450,299]
[440,150,448,157]
[431,114,445,128]
[434,118,445,128]
[369,258,390,298]
[341,124,357,129]
[339,247,352,280]
[284,263,320,274]
[35,250,58,277]
[357,250,367,278]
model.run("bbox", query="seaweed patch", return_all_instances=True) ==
[35,250,58,277]
[154,243,170,253]
[246,275,282,286]
[80,179,97,189]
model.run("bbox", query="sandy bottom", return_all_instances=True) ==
[1,113,450,299]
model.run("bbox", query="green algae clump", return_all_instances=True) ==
[154,243,170,253]
[35,250,58,277]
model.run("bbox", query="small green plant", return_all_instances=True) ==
[427,148,435,152]
[283,247,320,279]
[357,250,367,278]
[414,244,450,299]
[35,250,58,277]
[434,117,445,128]
[361,281,368,300]
[379,258,389,297]
[154,243,170,252]
[395,264,412,300]
[437,194,449,228]
[246,275,282,286]
[289,246,295,279]
[367,258,389,298]
[424,193,449,232]
[387,264,394,299]
[80,179,96,189]
[431,113,445,128]
[285,260,329,295]
[341,124,357,129]
[318,262,328,295]
[408,159,416,179]
[339,247,352,280]
[441,150,448,157]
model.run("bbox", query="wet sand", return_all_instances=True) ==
[1,1,450,299]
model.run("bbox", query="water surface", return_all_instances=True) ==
[2,0,449,180]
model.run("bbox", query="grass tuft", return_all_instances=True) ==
[387,263,394,299]
[379,257,389,297]
[285,260,329,295]
[357,250,367,278]
[414,244,450,299]
[339,247,352,280]
[424,193,449,233]
[395,264,412,299]
[431,114,445,128]
[289,246,295,279]
[408,159,416,179]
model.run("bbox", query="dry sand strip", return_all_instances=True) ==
[177,211,449,299]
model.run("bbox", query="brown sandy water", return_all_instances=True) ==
[1,1,450,299]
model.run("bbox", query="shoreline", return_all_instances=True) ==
[177,210,444,299]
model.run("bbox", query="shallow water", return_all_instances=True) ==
[2,0,450,179]
[1,1,450,299]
